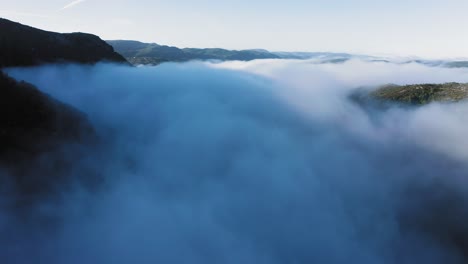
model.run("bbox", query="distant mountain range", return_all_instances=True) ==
[107,40,360,65]
[107,40,279,65]
[107,40,468,69]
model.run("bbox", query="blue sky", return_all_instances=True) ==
[1,0,468,58]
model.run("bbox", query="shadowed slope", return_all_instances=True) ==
[0,18,127,67]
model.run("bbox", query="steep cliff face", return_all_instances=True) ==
[0,19,126,199]
[0,72,98,199]
[0,72,93,162]
[0,18,127,67]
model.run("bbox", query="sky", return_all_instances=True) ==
[1,0,468,58]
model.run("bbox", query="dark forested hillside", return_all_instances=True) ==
[0,18,127,199]
[0,72,93,162]
[0,18,127,67]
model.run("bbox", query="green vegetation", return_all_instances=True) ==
[371,83,468,105]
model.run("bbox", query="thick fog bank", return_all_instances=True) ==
[3,60,468,263]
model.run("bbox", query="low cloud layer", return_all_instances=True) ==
[3,60,468,263]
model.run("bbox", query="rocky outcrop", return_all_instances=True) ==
[351,83,468,107]
[370,83,468,105]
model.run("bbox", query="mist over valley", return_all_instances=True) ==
[2,15,468,264]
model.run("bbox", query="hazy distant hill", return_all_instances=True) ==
[0,18,127,67]
[107,39,468,70]
[107,40,281,65]
[108,40,405,66]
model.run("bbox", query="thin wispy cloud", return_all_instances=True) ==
[61,0,87,10]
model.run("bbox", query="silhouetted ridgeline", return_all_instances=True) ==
[0,18,127,199]
[0,18,127,67]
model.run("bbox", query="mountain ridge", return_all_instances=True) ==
[108,40,468,69]
[107,40,366,65]
[0,18,127,67]
[0,18,128,199]
[107,40,282,65]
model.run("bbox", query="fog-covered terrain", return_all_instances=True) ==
[3,59,468,263]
